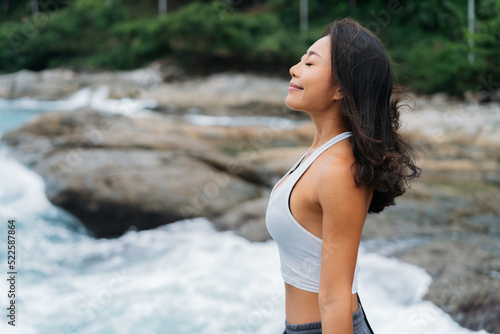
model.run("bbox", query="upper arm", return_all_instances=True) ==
[317,160,371,305]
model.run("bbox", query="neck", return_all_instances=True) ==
[307,106,350,150]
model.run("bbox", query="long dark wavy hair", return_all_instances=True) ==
[323,18,421,213]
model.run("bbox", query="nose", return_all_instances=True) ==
[289,62,300,78]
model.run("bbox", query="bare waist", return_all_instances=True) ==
[284,282,359,325]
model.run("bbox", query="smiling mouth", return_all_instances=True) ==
[289,82,303,90]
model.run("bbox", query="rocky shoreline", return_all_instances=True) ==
[1,67,499,333]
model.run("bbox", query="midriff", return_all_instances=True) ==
[284,282,359,325]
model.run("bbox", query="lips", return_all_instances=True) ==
[289,82,303,90]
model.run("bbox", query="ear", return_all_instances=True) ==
[331,88,343,101]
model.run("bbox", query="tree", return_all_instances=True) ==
[468,0,475,63]
[159,0,167,16]
[30,0,38,14]
[300,0,307,32]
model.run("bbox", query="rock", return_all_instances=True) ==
[79,69,156,99]
[0,69,80,100]
[0,62,182,101]
[0,68,298,117]
[394,238,500,334]
[237,146,309,177]
[34,148,260,238]
[156,62,186,82]
[187,150,276,187]
[1,108,268,238]
[0,69,290,110]
[1,107,217,163]
[363,178,500,240]
[210,193,272,242]
[234,122,315,176]
[463,90,480,105]
[479,88,500,104]
[360,176,500,334]
[418,159,499,183]
[141,72,290,112]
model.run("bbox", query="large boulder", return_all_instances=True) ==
[361,178,500,334]
[210,194,272,242]
[141,72,290,113]
[237,146,310,176]
[34,148,260,238]
[1,108,272,238]
[0,69,80,100]
[0,62,176,101]
[395,238,500,334]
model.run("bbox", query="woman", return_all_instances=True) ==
[265,18,421,334]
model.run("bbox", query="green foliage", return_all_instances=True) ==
[163,2,292,65]
[112,2,312,70]
[382,0,500,95]
[0,0,499,95]
[108,18,169,69]
[393,38,487,95]
[0,0,127,71]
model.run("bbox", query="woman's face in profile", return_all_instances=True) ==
[285,36,340,113]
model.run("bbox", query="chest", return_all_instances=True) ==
[273,163,324,240]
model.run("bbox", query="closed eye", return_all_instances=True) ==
[305,63,312,66]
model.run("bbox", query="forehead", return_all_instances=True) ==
[308,36,330,57]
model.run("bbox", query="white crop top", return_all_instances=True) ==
[265,131,360,294]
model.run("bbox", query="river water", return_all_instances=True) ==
[0,91,490,334]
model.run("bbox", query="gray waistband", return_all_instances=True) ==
[284,302,365,334]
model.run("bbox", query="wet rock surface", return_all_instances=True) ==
[1,108,274,238]
[362,179,500,334]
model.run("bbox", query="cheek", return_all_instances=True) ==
[307,82,333,103]
[317,78,336,102]
[304,84,336,110]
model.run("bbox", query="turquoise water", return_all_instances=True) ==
[0,106,41,134]
[0,95,491,334]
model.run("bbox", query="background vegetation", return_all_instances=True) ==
[0,0,499,95]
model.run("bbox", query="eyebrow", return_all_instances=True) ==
[307,50,323,59]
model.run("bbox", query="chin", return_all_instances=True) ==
[285,96,303,112]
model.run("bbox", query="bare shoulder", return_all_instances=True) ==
[315,150,370,207]
[317,150,358,189]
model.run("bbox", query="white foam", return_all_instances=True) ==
[0,87,157,117]
[0,199,491,333]
[184,113,300,129]
[0,147,52,217]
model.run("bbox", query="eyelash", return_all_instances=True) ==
[305,63,312,66]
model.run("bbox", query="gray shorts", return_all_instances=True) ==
[282,294,375,334]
